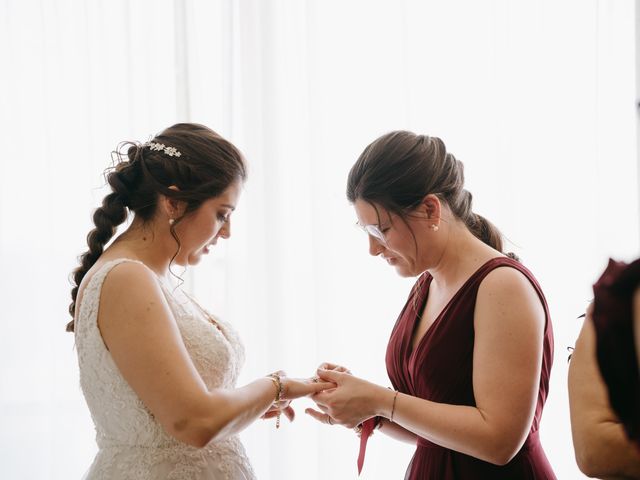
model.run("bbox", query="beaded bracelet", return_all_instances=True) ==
[267,373,283,429]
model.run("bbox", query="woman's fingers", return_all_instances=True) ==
[262,405,295,423]
[305,407,335,425]
[285,378,335,399]
[283,405,295,422]
[262,410,279,420]
[318,362,351,374]
[316,368,345,384]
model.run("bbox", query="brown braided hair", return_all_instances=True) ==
[67,123,246,332]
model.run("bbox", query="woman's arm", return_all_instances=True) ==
[314,266,546,465]
[97,262,331,447]
[376,418,418,444]
[568,307,640,479]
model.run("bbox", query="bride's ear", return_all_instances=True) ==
[160,185,187,221]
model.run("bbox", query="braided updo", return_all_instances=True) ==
[67,123,246,332]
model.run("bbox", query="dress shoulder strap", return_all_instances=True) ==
[74,258,147,339]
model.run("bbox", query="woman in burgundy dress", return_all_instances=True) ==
[307,131,557,479]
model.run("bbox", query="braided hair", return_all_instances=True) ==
[67,123,246,332]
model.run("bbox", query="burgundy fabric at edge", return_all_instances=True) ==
[592,258,640,446]
[385,257,556,479]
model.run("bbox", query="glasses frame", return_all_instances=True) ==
[356,221,389,246]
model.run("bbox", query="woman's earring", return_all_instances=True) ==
[169,218,175,226]
[430,224,439,232]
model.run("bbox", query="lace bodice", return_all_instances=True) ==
[74,259,255,480]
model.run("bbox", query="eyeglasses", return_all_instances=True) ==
[356,221,389,246]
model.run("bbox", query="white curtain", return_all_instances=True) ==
[0,1,637,479]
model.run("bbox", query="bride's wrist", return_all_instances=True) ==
[265,373,283,402]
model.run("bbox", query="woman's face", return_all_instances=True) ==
[173,181,241,266]
[354,199,436,277]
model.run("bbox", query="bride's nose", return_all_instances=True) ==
[218,218,231,239]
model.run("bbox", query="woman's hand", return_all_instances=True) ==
[317,362,352,375]
[305,366,389,429]
[262,371,335,426]
[281,374,336,400]
[261,403,295,422]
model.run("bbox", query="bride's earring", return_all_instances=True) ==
[169,218,175,226]
[430,224,439,232]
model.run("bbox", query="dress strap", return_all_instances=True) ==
[75,258,148,339]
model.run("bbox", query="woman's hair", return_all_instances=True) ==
[347,130,506,253]
[67,123,246,331]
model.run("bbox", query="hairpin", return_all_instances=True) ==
[144,142,182,157]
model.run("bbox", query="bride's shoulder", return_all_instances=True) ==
[99,259,159,297]
[79,258,156,303]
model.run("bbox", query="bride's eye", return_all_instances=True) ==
[217,212,230,223]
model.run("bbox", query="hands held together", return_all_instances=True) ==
[263,363,393,431]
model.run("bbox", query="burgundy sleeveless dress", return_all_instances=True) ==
[385,257,556,479]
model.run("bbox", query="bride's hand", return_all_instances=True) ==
[304,362,357,427]
[281,375,336,400]
[305,367,385,429]
[261,372,335,424]
[261,403,295,422]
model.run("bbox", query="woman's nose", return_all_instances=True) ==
[368,235,384,256]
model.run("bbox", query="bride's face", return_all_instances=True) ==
[171,182,241,266]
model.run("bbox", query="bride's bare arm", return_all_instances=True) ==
[96,262,330,447]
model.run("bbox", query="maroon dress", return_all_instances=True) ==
[592,258,640,447]
[385,257,556,479]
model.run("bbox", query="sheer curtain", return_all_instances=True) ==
[0,1,637,479]
[0,1,231,478]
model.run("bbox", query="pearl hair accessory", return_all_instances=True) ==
[145,142,182,157]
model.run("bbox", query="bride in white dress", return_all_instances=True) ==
[67,123,332,480]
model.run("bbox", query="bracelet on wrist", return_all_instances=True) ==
[266,373,283,429]
[389,389,399,423]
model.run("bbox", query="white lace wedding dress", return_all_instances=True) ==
[74,258,256,480]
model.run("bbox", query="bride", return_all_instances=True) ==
[67,123,332,479]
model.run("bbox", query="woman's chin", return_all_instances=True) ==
[186,254,204,266]
[394,263,420,278]
[393,264,411,277]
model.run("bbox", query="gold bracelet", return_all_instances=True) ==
[389,390,399,423]
[267,373,283,428]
